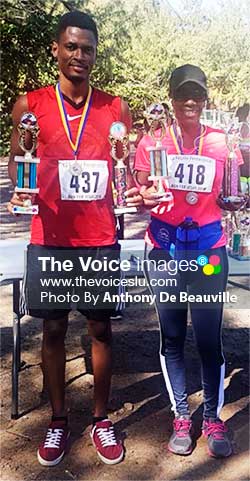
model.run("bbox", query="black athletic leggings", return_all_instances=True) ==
[144,246,228,419]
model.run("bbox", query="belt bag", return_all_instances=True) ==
[149,217,223,253]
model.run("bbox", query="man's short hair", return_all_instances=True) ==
[56,11,98,43]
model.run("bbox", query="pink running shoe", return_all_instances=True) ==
[202,418,232,458]
[37,420,70,466]
[91,419,124,465]
[168,415,194,455]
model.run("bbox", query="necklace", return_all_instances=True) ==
[55,82,93,159]
[170,122,206,155]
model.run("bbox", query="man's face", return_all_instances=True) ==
[52,27,97,83]
[172,82,207,124]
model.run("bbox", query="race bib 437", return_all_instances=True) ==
[58,160,109,201]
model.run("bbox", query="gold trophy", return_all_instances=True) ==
[13,112,40,214]
[109,121,137,215]
[145,103,173,202]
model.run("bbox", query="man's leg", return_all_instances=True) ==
[87,318,112,417]
[42,315,68,416]
[24,244,71,465]
[87,316,124,464]
[37,314,70,467]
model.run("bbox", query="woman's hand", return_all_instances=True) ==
[125,186,144,208]
[139,185,169,208]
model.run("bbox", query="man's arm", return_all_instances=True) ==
[120,99,132,132]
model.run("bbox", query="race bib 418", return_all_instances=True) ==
[168,155,216,192]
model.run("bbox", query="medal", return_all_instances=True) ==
[55,83,92,159]
[186,192,199,205]
[70,162,82,176]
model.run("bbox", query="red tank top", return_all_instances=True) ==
[27,86,122,246]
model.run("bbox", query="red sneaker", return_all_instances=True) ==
[37,420,70,466]
[91,419,124,465]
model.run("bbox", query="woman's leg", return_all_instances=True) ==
[144,248,194,454]
[144,249,189,415]
[189,247,232,457]
[189,247,228,419]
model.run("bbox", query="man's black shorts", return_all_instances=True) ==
[22,243,121,321]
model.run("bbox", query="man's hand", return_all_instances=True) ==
[7,192,33,215]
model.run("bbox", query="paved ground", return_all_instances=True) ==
[0,158,249,481]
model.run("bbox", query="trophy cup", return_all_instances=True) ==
[13,112,40,214]
[109,121,137,215]
[144,103,173,202]
[220,114,246,209]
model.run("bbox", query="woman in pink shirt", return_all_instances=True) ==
[134,65,243,458]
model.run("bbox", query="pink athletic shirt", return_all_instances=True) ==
[134,125,243,248]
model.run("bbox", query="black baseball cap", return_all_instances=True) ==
[169,64,208,98]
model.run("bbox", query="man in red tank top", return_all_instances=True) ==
[8,11,142,467]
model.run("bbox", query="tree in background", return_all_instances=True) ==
[168,0,250,110]
[1,0,249,154]
[1,0,135,152]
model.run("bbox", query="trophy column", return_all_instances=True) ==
[109,121,137,215]
[144,103,173,203]
[221,115,246,209]
[13,112,40,215]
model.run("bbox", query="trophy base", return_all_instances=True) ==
[114,206,137,215]
[12,204,39,215]
[146,145,167,152]
[14,155,40,164]
[15,187,39,194]
[148,176,173,203]
[148,175,168,181]
[222,196,246,207]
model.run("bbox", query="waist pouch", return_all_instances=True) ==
[149,217,223,258]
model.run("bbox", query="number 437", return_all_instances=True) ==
[70,171,99,193]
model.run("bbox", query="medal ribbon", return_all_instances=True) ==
[170,122,204,155]
[56,83,92,157]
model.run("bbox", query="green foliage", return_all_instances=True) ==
[1,8,58,153]
[1,0,249,155]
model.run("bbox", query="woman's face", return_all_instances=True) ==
[171,82,207,126]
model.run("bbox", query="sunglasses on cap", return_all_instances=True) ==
[173,84,207,101]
